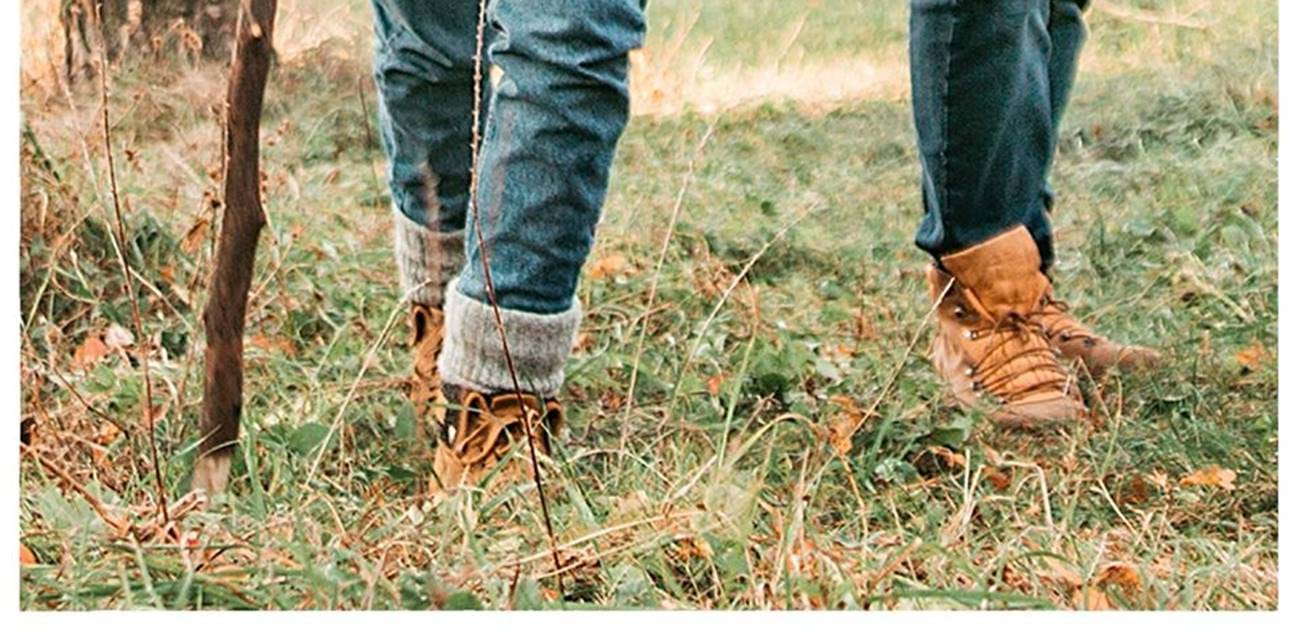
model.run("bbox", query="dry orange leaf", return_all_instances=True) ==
[180,217,211,255]
[248,334,296,357]
[1180,465,1237,491]
[982,465,1012,491]
[588,253,628,280]
[827,395,862,456]
[706,373,727,397]
[20,542,36,566]
[1074,563,1142,609]
[95,421,122,446]
[1096,563,1142,594]
[1234,339,1270,372]
[72,334,109,370]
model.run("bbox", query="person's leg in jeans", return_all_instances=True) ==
[908,0,1156,429]
[434,0,646,490]
[371,0,489,429]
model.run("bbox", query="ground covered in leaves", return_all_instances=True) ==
[19,0,1277,610]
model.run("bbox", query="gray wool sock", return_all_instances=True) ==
[392,207,466,308]
[438,282,582,398]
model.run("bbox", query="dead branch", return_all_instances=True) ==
[194,0,277,493]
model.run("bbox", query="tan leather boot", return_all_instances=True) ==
[928,226,1085,428]
[409,304,447,425]
[432,387,563,492]
[1033,291,1161,376]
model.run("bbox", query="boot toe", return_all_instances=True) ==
[1116,345,1162,371]
[990,395,1086,430]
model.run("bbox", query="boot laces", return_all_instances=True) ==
[442,393,557,467]
[968,310,1072,403]
[1037,297,1095,343]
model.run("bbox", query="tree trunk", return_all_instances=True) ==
[61,0,238,81]
[193,0,277,494]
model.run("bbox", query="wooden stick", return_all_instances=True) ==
[194,0,278,493]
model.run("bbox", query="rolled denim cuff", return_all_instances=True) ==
[439,282,581,398]
[393,208,465,308]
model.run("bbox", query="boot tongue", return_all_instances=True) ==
[939,226,1049,320]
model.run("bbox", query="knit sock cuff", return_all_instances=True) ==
[393,208,465,308]
[438,282,581,398]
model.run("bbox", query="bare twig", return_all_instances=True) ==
[466,0,565,594]
[95,2,167,522]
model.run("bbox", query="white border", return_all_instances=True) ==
[5,0,1294,629]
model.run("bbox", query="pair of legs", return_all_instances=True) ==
[373,0,1152,482]
[909,0,1155,426]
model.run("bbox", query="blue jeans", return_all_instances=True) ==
[909,0,1089,268]
[373,0,645,396]
[372,0,646,314]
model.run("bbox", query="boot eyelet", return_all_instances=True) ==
[964,366,975,377]
[971,380,982,392]
[953,305,967,318]
[965,330,978,340]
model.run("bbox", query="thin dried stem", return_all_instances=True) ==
[466,0,565,594]
[95,2,167,522]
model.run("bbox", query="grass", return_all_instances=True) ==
[18,0,1277,610]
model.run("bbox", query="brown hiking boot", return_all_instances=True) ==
[409,304,447,425]
[1033,291,1161,376]
[927,227,1085,429]
[432,386,564,492]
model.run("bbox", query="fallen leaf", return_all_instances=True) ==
[1117,475,1151,506]
[180,217,211,255]
[827,395,861,456]
[707,373,727,397]
[248,334,296,356]
[1180,465,1237,491]
[1095,563,1142,595]
[20,542,36,566]
[599,390,625,411]
[95,421,121,446]
[918,446,965,471]
[982,465,1012,491]
[72,334,109,370]
[1234,339,1270,372]
[588,253,628,280]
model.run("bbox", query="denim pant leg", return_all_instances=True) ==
[1040,0,1089,251]
[440,0,647,397]
[372,0,490,306]
[909,0,1057,266]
